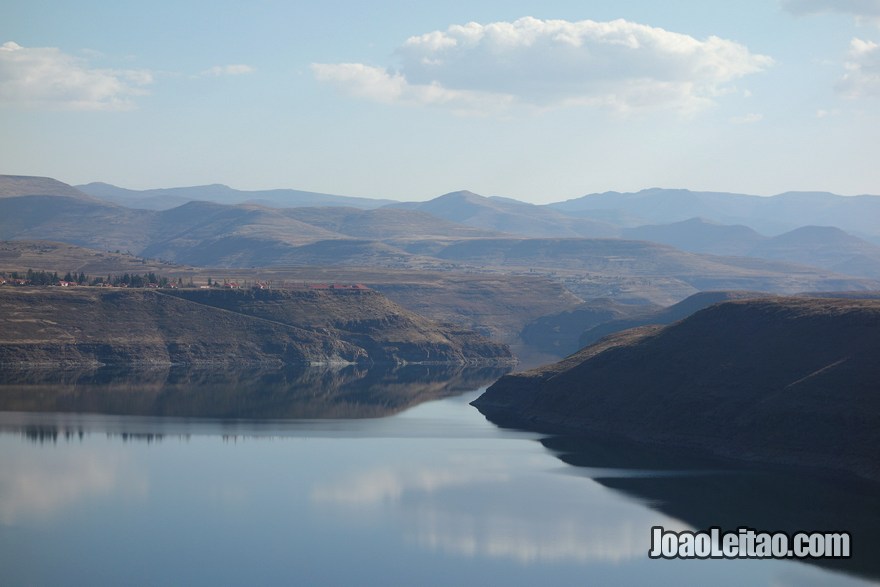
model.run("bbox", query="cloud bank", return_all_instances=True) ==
[0,41,152,110]
[312,17,773,114]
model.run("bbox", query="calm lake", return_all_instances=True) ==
[0,366,876,586]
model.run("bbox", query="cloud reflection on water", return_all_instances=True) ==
[0,445,146,525]
[311,453,687,565]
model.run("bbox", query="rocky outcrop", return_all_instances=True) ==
[474,297,880,482]
[0,287,513,368]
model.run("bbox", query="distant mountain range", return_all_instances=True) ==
[70,178,880,242]
[76,181,396,210]
[550,187,880,241]
[0,176,880,294]
[3,174,880,295]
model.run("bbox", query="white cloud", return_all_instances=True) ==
[202,64,255,77]
[0,41,152,110]
[731,112,764,124]
[311,62,512,114]
[312,17,772,114]
[838,37,880,97]
[781,0,880,27]
[815,107,841,117]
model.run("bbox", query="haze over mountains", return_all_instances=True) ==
[3,173,880,364]
[76,181,397,210]
[4,175,880,281]
[0,176,880,305]
[70,180,880,243]
[549,187,880,241]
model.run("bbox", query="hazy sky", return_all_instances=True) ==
[2,0,879,202]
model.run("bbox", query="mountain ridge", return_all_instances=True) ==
[77,181,397,210]
[473,296,880,483]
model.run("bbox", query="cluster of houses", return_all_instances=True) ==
[0,276,181,288]
[307,283,370,291]
[1,276,371,292]
[200,281,268,289]
[206,282,370,291]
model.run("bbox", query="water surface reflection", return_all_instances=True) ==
[0,363,509,419]
[0,369,875,586]
[541,434,880,583]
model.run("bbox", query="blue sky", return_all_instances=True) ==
[2,0,879,202]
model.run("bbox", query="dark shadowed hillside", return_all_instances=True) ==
[520,298,658,357]
[578,290,774,348]
[474,297,880,482]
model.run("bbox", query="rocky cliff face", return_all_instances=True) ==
[474,297,880,482]
[0,288,513,367]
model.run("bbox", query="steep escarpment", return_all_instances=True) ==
[474,297,880,482]
[0,288,512,367]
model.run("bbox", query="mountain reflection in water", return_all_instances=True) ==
[0,363,511,420]
[540,434,880,583]
[0,374,874,586]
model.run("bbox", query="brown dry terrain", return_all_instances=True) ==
[0,287,512,368]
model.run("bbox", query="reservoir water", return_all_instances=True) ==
[0,367,876,586]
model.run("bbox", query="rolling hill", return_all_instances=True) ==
[623,219,880,279]
[2,193,877,305]
[77,181,396,210]
[407,237,879,295]
[0,175,98,201]
[549,187,880,241]
[622,217,765,256]
[390,190,618,238]
[474,296,880,483]
[5,174,880,330]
